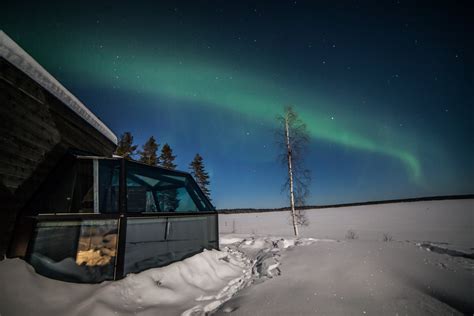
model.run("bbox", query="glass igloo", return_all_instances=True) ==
[19,154,217,283]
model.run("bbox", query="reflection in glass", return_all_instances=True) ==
[35,159,94,214]
[27,220,118,283]
[34,157,213,215]
[126,162,209,213]
[99,160,120,213]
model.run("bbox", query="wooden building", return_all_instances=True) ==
[0,31,217,282]
[0,30,117,258]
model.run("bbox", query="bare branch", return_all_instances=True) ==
[275,105,312,236]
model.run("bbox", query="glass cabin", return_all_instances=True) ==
[20,154,218,283]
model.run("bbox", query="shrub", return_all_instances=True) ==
[345,229,358,240]
[382,233,393,242]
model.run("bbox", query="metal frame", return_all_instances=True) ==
[26,212,219,281]
[20,154,219,282]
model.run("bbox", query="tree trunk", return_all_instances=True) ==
[285,114,299,237]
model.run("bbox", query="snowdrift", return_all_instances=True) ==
[0,249,251,316]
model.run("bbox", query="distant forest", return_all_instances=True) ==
[217,194,474,214]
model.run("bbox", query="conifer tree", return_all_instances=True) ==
[189,153,211,201]
[115,132,137,160]
[159,143,177,170]
[138,136,159,166]
[158,143,179,211]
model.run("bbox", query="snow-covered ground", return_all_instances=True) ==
[0,249,253,316]
[220,199,474,251]
[216,236,473,315]
[1,198,473,315]
[0,235,315,316]
[216,198,474,315]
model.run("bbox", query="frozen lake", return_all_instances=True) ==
[219,198,474,250]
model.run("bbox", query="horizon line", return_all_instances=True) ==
[217,194,474,213]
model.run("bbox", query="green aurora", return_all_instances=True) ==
[56,43,421,181]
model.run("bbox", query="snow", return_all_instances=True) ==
[0,249,252,316]
[216,239,473,315]
[1,199,473,315]
[0,30,117,144]
[215,198,474,315]
[219,199,474,251]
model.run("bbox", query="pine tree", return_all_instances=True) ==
[159,143,177,170]
[138,136,159,166]
[189,153,211,201]
[115,132,137,160]
[158,143,179,211]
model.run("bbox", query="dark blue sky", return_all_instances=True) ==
[1,1,472,208]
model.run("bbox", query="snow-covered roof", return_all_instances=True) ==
[0,30,118,145]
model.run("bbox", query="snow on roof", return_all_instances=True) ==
[0,30,118,145]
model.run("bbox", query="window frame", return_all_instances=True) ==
[22,154,218,283]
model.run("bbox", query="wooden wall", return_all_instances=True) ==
[0,57,116,258]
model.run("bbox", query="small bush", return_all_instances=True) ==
[345,229,358,240]
[382,233,393,242]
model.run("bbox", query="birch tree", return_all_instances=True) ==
[276,106,311,236]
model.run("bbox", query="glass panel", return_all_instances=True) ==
[124,215,218,275]
[70,160,94,213]
[99,160,120,213]
[27,219,118,283]
[126,162,207,213]
[156,187,199,212]
[36,159,93,214]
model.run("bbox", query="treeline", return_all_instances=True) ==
[114,132,211,201]
[217,194,474,213]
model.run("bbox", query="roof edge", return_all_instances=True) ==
[0,30,118,145]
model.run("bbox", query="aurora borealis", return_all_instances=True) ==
[1,1,472,208]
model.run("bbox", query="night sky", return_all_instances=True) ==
[1,1,472,208]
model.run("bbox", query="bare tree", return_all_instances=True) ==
[276,106,311,236]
